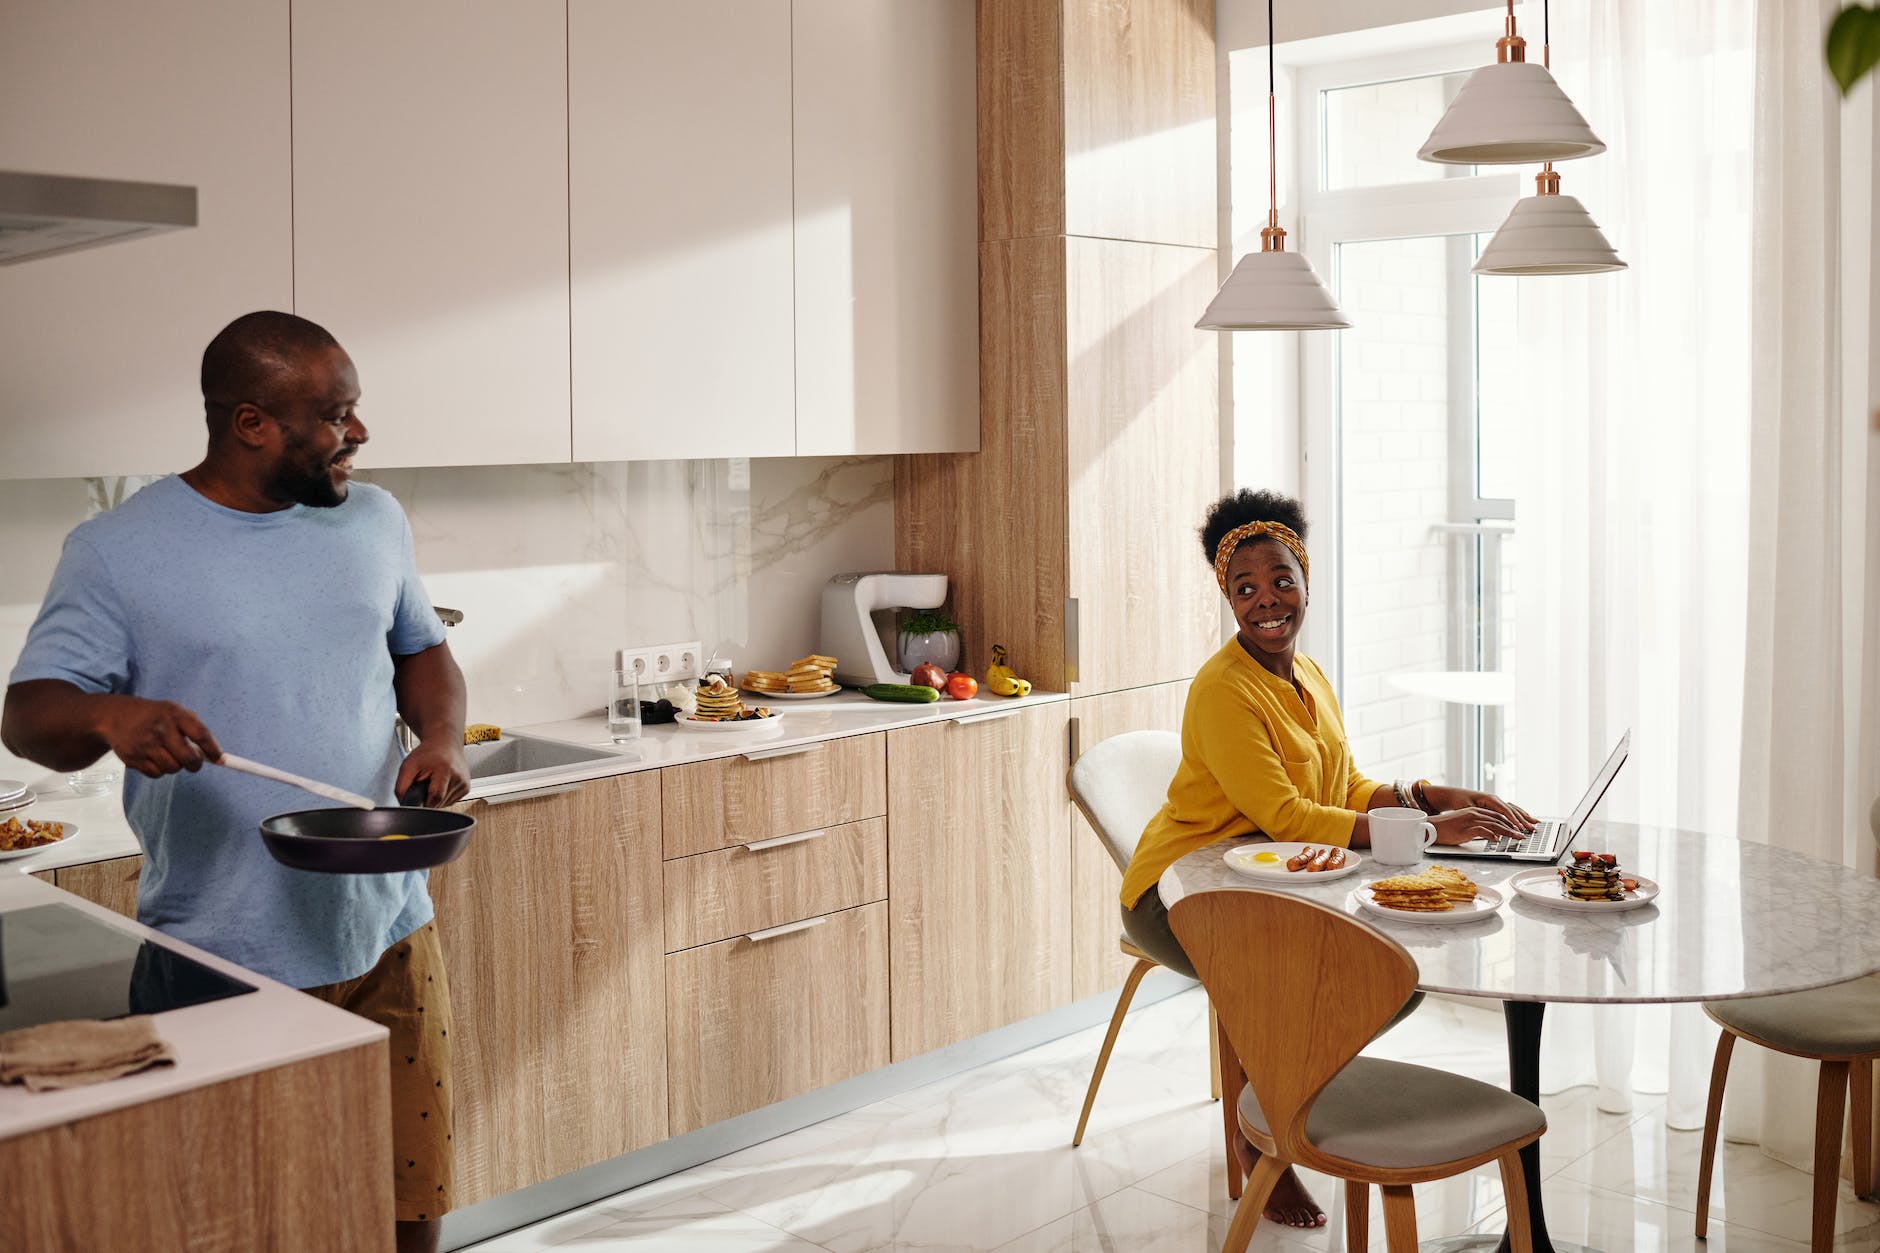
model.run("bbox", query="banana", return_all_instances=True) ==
[985,644,1033,698]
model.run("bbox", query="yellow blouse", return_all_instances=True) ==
[1119,638,1384,908]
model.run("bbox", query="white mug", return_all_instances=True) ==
[1370,806,1437,866]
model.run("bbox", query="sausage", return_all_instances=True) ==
[1286,846,1315,872]
[1325,847,1347,871]
[1307,845,1334,872]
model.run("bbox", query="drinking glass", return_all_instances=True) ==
[608,669,643,743]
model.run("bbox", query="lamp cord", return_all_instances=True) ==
[1267,0,1277,220]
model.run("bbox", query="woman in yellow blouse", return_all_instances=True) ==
[1121,488,1533,1227]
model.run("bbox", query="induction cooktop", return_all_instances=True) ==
[0,903,257,1032]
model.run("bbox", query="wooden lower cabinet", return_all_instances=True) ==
[665,900,889,1136]
[886,703,1072,1060]
[51,854,142,920]
[0,1040,391,1252]
[663,817,888,953]
[662,733,886,858]
[431,773,667,1206]
[1068,682,1191,1000]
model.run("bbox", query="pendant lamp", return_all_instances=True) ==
[1418,0,1604,165]
[1196,0,1349,331]
[1472,4,1625,275]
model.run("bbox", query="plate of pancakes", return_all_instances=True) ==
[1353,865,1502,925]
[741,654,842,699]
[1507,864,1660,913]
[678,676,782,730]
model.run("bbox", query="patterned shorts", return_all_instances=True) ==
[304,921,455,1222]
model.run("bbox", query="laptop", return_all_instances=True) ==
[1429,730,1630,862]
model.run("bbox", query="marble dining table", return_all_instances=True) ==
[1159,820,1880,1253]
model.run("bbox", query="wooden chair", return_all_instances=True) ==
[1169,888,1546,1253]
[1695,800,1880,1252]
[1065,730,1219,1147]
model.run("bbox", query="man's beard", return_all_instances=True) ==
[268,426,351,509]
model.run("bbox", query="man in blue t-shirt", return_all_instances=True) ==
[2,311,469,1253]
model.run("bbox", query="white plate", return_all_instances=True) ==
[0,778,25,803]
[739,684,843,701]
[0,788,37,815]
[0,819,78,860]
[1508,866,1660,913]
[1224,841,1363,884]
[1353,882,1503,925]
[676,712,786,732]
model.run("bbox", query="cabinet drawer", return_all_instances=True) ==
[666,900,888,1135]
[664,817,886,953]
[662,733,886,858]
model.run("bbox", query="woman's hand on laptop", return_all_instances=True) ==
[1424,785,1536,832]
[1431,805,1532,845]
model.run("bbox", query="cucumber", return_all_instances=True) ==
[863,682,941,703]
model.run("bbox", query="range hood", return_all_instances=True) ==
[0,170,197,266]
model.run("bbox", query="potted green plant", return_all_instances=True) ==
[897,609,961,674]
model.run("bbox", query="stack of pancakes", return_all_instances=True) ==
[1423,865,1479,904]
[694,676,745,720]
[1367,872,1454,913]
[744,654,839,696]
[1560,853,1626,901]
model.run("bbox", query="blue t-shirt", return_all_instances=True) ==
[9,475,448,988]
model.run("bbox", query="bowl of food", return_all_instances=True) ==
[259,806,474,874]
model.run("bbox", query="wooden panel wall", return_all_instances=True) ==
[978,0,1066,242]
[1063,0,1216,247]
[1065,236,1223,695]
[1068,680,1191,999]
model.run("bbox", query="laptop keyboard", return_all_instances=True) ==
[1496,820,1565,854]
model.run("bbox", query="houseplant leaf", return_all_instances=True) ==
[1827,4,1880,96]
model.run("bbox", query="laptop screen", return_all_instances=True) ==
[1565,731,1630,837]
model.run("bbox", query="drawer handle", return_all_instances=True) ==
[737,828,827,853]
[951,706,1025,725]
[740,741,824,762]
[744,916,827,943]
[476,782,581,807]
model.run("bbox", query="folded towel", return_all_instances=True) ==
[0,1016,177,1092]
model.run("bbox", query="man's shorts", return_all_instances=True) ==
[304,921,455,1222]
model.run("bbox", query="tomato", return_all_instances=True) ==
[910,663,948,691]
[945,671,978,700]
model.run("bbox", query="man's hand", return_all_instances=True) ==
[93,696,222,778]
[395,738,469,808]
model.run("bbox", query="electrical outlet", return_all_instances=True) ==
[617,641,702,686]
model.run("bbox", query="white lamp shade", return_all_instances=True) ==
[1195,251,1351,331]
[1419,62,1606,165]
[1472,192,1627,275]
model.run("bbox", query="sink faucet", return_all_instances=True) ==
[397,607,463,753]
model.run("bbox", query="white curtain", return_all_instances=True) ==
[1511,0,1755,1129]
[1730,0,1880,1172]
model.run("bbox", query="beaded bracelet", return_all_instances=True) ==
[1393,779,1415,809]
[1412,779,1436,814]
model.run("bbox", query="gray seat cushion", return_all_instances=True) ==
[1237,1057,1545,1171]
[1707,975,1880,1057]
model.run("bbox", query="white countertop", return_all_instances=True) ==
[0,873,386,1142]
[0,688,1069,869]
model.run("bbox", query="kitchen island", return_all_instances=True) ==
[0,873,393,1252]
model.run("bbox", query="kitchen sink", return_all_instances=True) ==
[463,734,622,782]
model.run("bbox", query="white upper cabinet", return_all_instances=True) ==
[569,1,795,463]
[792,0,979,456]
[0,0,293,479]
[290,1,571,468]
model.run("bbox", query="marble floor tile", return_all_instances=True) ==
[1464,1175,1811,1251]
[1554,1105,1880,1245]
[1536,1086,1664,1179]
[465,1197,833,1252]
[990,1183,1322,1253]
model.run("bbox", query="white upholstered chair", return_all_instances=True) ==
[1065,730,1206,1146]
[1693,799,1880,1251]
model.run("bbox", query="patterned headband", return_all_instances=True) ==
[1213,520,1309,596]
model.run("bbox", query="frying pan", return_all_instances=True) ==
[259,802,474,874]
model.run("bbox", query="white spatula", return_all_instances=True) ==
[216,753,377,810]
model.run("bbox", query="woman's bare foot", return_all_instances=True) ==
[1261,1167,1327,1228]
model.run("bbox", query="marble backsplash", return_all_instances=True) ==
[0,457,895,729]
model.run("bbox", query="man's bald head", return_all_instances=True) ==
[201,311,342,421]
